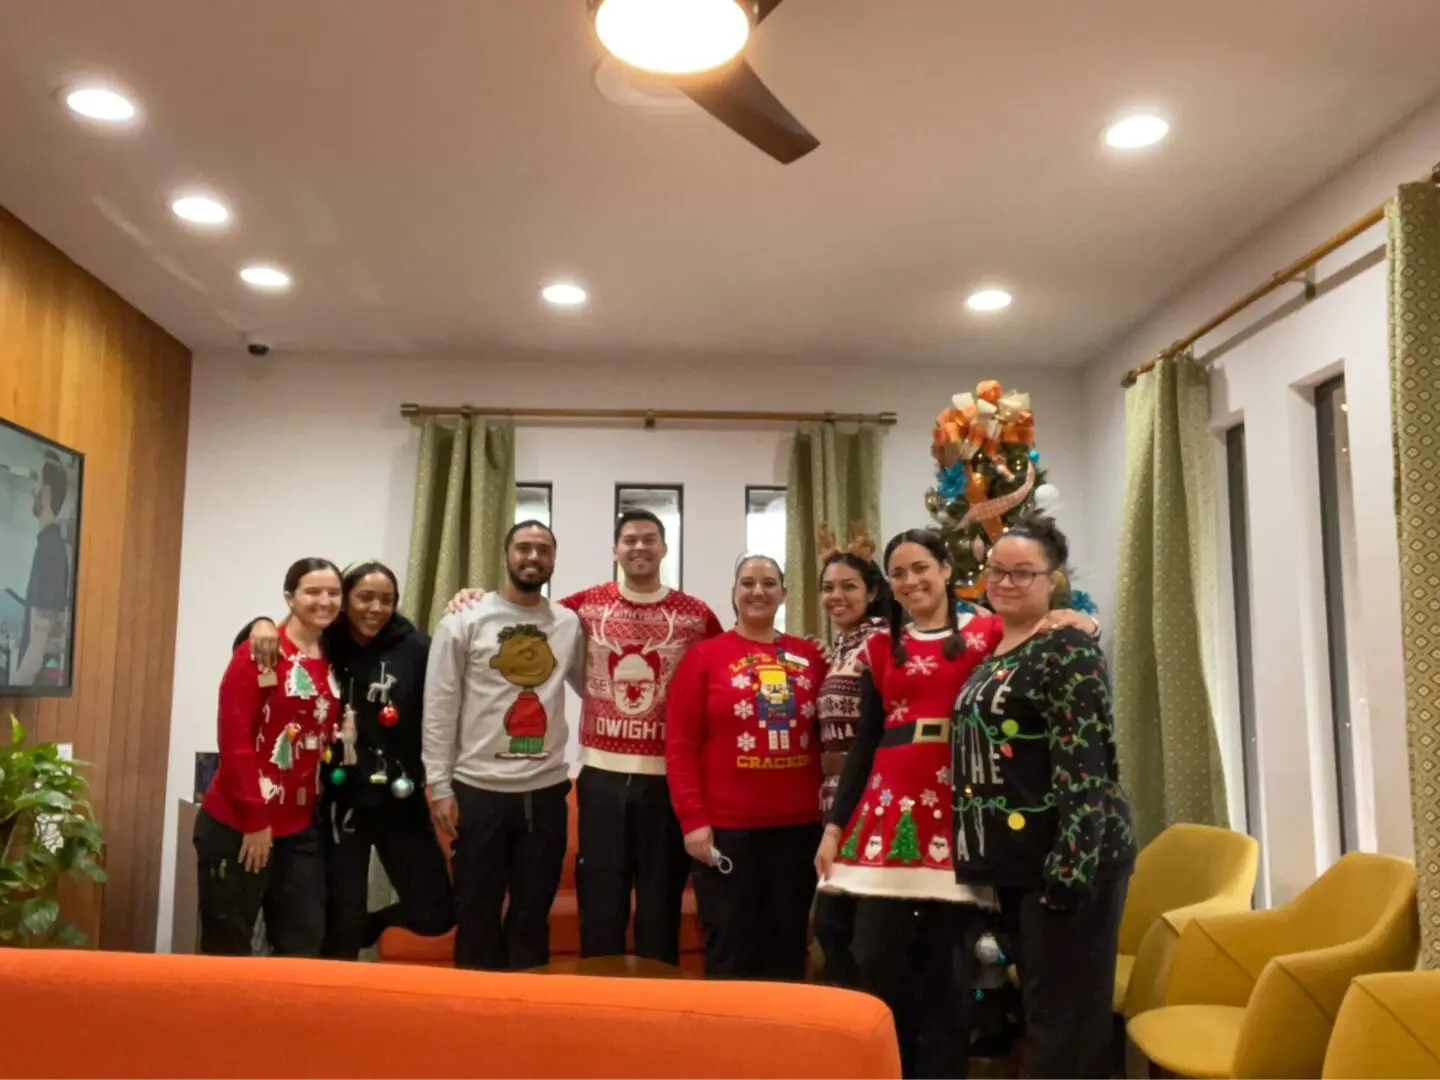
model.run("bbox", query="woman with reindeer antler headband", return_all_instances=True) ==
[810,521,890,989]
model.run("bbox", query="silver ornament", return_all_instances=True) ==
[390,775,415,799]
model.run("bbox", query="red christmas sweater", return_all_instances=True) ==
[665,630,828,835]
[562,583,723,775]
[202,626,340,838]
[822,618,1002,904]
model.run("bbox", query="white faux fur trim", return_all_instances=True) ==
[819,863,997,908]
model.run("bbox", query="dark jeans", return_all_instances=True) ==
[451,779,570,971]
[320,797,455,960]
[1002,877,1129,1080]
[193,808,324,957]
[813,890,860,987]
[852,897,981,1080]
[691,822,821,981]
[575,766,691,964]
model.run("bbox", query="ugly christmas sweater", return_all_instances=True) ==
[817,617,887,815]
[824,619,1002,905]
[560,582,723,775]
[202,625,339,838]
[664,629,827,836]
[951,627,1135,907]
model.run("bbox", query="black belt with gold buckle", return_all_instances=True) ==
[878,717,951,748]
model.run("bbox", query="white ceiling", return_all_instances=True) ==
[1,0,1438,366]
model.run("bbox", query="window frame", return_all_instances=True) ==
[1225,425,1262,846]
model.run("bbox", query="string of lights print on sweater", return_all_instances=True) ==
[951,627,1135,905]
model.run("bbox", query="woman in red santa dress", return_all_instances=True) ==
[815,529,1095,1079]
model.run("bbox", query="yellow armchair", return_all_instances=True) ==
[1116,824,1259,1019]
[1127,852,1419,1079]
[1323,971,1440,1079]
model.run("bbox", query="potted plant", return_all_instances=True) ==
[0,716,106,946]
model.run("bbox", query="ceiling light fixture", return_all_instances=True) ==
[966,289,1013,313]
[171,194,231,227]
[240,265,293,291]
[64,85,138,124]
[1104,113,1169,150]
[541,282,588,307]
[590,0,751,75]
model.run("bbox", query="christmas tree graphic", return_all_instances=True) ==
[887,799,921,863]
[286,662,317,698]
[840,805,867,860]
[270,728,295,770]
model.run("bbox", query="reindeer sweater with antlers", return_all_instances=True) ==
[560,583,723,775]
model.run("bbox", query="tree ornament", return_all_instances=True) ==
[329,767,347,786]
[378,704,399,728]
[390,775,415,799]
[340,705,359,766]
[286,662,317,699]
[369,750,389,785]
[1033,483,1061,510]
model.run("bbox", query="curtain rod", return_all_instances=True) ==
[1121,162,1440,389]
[399,403,899,427]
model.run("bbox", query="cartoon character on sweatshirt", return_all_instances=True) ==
[491,624,556,758]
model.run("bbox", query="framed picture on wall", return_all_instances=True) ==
[613,484,683,590]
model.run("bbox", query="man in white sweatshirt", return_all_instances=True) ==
[423,520,584,970]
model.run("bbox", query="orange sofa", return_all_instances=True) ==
[379,784,706,973]
[1,948,899,1078]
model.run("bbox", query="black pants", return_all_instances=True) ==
[691,822,821,981]
[852,897,980,1080]
[193,808,325,957]
[451,779,570,971]
[813,890,860,988]
[1002,878,1128,1080]
[320,797,455,960]
[575,766,691,964]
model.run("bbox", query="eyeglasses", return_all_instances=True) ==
[984,566,1045,587]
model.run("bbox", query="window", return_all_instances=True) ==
[1316,378,1361,853]
[516,482,552,596]
[745,486,787,627]
[614,485,683,590]
[1225,426,1262,846]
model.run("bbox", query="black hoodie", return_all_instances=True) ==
[237,613,431,808]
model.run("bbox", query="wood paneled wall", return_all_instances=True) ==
[0,205,192,950]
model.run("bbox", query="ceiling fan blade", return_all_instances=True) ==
[677,58,818,164]
[753,0,787,25]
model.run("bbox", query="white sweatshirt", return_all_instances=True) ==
[422,592,584,797]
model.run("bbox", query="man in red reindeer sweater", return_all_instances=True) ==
[451,510,722,964]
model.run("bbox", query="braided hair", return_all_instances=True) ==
[881,529,963,664]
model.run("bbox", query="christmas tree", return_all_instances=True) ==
[887,799,921,863]
[286,663,317,698]
[839,806,866,860]
[270,729,295,770]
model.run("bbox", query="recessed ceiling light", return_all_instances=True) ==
[239,265,292,291]
[593,0,751,75]
[172,194,231,227]
[541,282,588,307]
[966,289,1012,312]
[64,86,138,124]
[1104,114,1169,150]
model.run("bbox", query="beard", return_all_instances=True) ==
[508,564,550,594]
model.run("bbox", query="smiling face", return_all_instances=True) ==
[507,525,556,593]
[887,541,950,627]
[286,569,343,633]
[821,560,873,632]
[984,535,1055,623]
[733,556,785,627]
[614,517,667,587]
[346,571,397,642]
[490,625,557,689]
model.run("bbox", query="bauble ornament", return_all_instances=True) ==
[378,704,399,728]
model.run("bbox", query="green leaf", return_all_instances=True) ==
[20,898,59,939]
[8,716,24,749]
[54,923,87,947]
[77,860,107,884]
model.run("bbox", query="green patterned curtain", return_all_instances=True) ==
[401,416,516,634]
[784,423,882,637]
[1113,352,1229,845]
[1389,180,1440,971]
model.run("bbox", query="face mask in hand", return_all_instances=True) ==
[709,847,734,874]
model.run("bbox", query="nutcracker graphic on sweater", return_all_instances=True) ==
[822,620,1001,904]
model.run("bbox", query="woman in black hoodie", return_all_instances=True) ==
[241,560,454,959]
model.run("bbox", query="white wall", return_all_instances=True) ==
[156,353,1090,949]
[1081,96,1440,903]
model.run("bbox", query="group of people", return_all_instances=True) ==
[195,507,1134,1079]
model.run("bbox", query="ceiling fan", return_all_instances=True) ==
[587,0,819,165]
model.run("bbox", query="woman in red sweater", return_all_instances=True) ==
[195,557,342,956]
[665,554,827,980]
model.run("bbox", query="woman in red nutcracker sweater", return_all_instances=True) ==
[194,557,342,956]
[665,554,827,980]
[815,530,1096,1079]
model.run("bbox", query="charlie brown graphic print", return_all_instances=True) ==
[490,624,556,758]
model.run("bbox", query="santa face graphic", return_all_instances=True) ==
[863,834,885,863]
[610,650,661,716]
[927,834,951,865]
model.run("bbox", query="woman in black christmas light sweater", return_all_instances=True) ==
[951,514,1134,1080]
